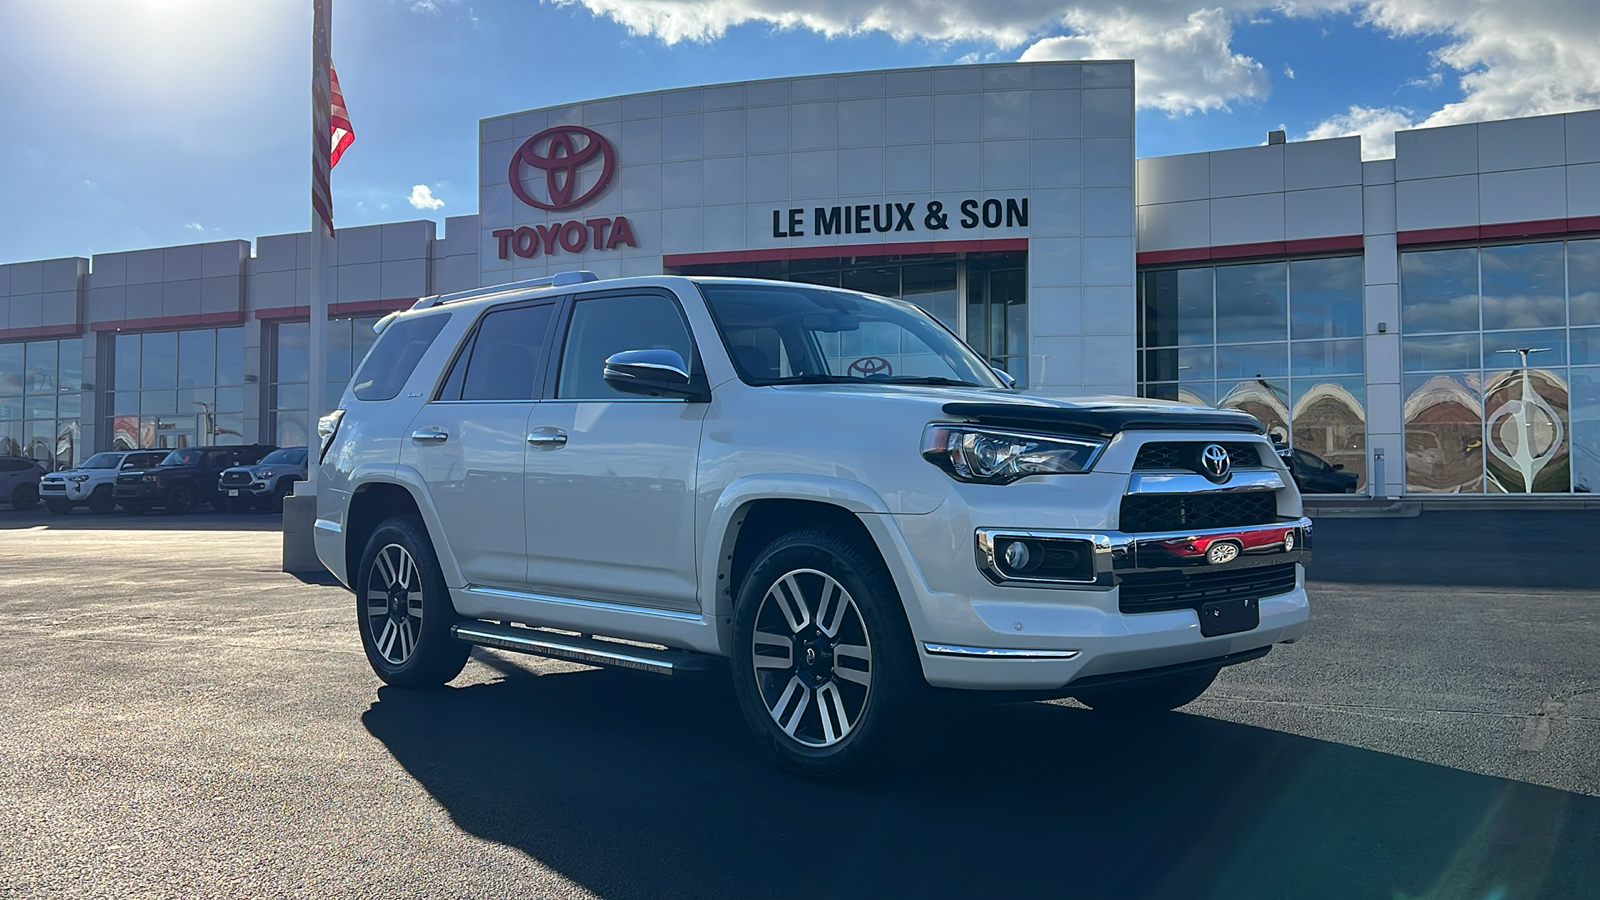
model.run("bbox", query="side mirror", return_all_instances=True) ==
[1332,463,1345,471]
[603,349,708,401]
[991,366,1017,388]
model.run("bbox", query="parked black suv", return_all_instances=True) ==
[114,445,276,514]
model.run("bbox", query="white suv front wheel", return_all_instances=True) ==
[731,528,921,782]
[356,516,470,688]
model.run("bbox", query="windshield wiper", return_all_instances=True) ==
[875,376,983,386]
[761,374,858,385]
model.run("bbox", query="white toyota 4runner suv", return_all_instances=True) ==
[315,272,1310,780]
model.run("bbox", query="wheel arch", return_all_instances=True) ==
[706,477,929,649]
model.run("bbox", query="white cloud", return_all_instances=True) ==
[184,221,204,231]
[1020,8,1268,114]
[553,0,1600,138]
[408,184,445,211]
[411,0,441,13]
[1283,64,1294,79]
[1302,104,1417,158]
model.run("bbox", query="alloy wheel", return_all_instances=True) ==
[750,568,873,748]
[365,543,425,665]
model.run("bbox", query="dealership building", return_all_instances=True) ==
[2,59,1599,497]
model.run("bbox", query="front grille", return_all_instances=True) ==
[116,474,143,485]
[1119,491,1278,533]
[40,482,66,492]
[1118,563,1298,614]
[220,471,253,487]
[1133,442,1262,470]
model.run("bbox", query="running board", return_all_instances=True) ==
[451,621,719,677]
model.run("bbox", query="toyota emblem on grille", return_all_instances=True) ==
[1200,444,1232,483]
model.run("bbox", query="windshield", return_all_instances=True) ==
[259,448,306,466]
[159,448,201,467]
[81,453,123,469]
[697,282,1004,388]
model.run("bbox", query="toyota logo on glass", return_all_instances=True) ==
[492,124,1033,260]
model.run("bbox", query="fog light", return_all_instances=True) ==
[1003,540,1031,571]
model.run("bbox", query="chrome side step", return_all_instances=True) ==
[451,620,719,677]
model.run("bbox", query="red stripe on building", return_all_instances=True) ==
[1135,235,1364,266]
[254,298,417,321]
[0,323,83,341]
[90,312,247,333]
[663,238,1028,269]
[1398,217,1600,247]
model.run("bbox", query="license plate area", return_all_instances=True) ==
[228,489,239,496]
[1199,597,1259,637]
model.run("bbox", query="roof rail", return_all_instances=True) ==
[411,270,601,310]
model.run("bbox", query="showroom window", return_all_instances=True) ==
[672,251,1025,386]
[0,337,83,469]
[270,317,380,447]
[108,328,244,450]
[1137,256,1366,491]
[1401,238,1600,494]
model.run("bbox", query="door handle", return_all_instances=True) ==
[410,428,449,445]
[527,428,568,449]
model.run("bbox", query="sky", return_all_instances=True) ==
[1,0,1597,267]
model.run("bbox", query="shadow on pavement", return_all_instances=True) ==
[1308,510,1600,589]
[364,659,1600,900]
[0,508,281,532]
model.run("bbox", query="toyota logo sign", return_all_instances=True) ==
[508,125,617,212]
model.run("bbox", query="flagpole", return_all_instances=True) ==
[287,0,334,572]
[306,0,333,494]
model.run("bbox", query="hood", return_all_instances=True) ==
[768,384,1263,437]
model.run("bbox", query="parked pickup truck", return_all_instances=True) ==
[115,444,276,514]
[218,446,308,512]
[41,450,169,515]
[313,273,1311,781]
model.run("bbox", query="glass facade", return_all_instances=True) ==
[108,328,245,450]
[270,317,380,448]
[672,251,1027,386]
[1137,256,1366,490]
[1400,238,1600,493]
[0,338,84,469]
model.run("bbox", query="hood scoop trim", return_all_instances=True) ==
[940,401,1264,438]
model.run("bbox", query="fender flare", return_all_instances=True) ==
[343,464,467,588]
[700,475,933,640]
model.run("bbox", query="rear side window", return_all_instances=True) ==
[439,302,557,402]
[556,294,696,400]
[352,313,451,402]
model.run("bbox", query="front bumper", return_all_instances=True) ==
[222,482,274,500]
[889,509,1312,692]
[40,480,90,501]
[113,483,162,501]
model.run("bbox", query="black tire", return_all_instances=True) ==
[87,488,116,515]
[1072,667,1220,715]
[270,480,295,513]
[164,484,193,515]
[45,499,73,516]
[209,491,230,512]
[355,515,469,688]
[730,527,921,782]
[11,483,39,511]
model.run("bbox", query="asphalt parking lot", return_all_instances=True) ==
[1,509,1597,899]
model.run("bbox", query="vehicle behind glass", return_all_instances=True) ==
[218,447,309,513]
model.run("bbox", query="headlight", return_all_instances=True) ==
[67,474,91,483]
[921,425,1106,484]
[257,470,275,479]
[142,474,158,482]
[317,409,346,463]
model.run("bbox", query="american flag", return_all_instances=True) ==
[310,0,352,237]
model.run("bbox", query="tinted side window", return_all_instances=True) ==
[0,459,25,472]
[458,303,556,401]
[352,313,451,402]
[556,294,695,400]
